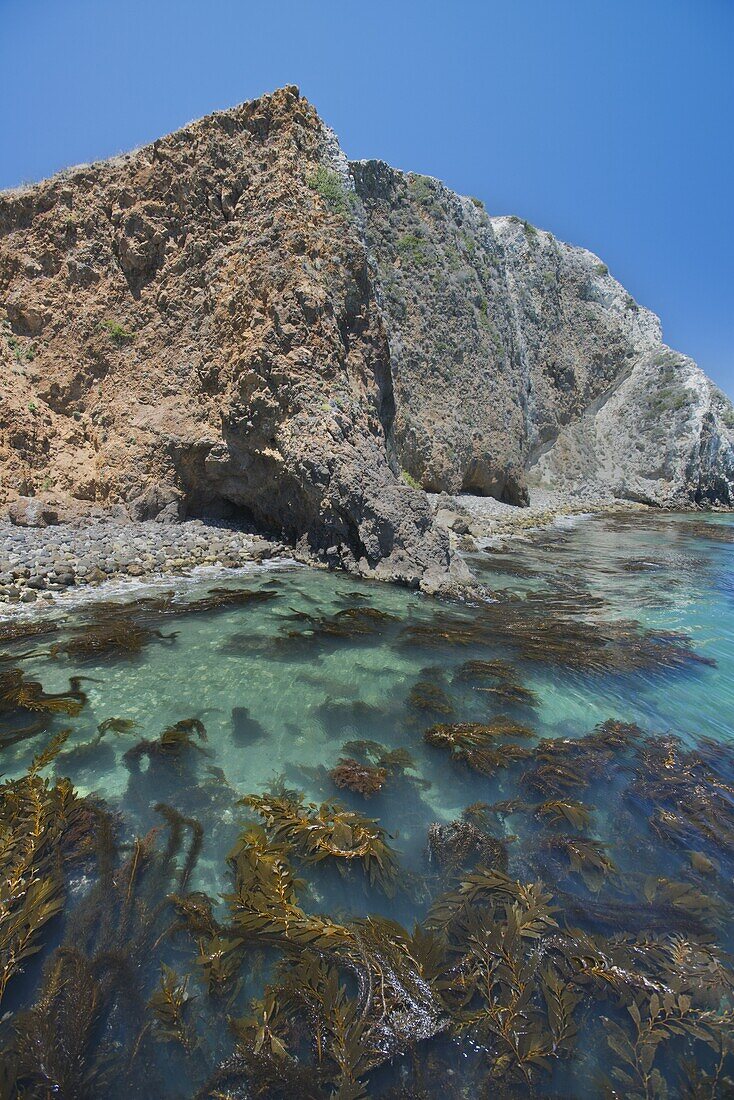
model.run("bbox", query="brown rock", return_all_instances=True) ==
[8,497,59,527]
[0,87,448,585]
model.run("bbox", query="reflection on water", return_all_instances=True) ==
[1,512,733,1097]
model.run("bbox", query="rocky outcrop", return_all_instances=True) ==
[0,87,448,585]
[0,86,731,586]
[353,166,734,508]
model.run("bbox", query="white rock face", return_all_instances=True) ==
[354,163,734,507]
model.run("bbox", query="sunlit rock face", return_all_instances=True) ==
[353,166,734,508]
[1,85,732,586]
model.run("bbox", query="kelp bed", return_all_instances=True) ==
[0,514,733,1098]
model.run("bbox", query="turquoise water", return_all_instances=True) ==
[1,511,733,1098]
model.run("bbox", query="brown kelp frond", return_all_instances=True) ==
[535,799,594,830]
[398,617,487,650]
[330,741,427,796]
[3,806,189,1099]
[461,801,495,826]
[274,918,447,1075]
[49,619,179,662]
[154,803,204,890]
[0,618,59,645]
[631,737,734,856]
[0,740,96,1006]
[148,963,198,1053]
[5,949,115,1099]
[195,1044,325,1100]
[440,903,559,1085]
[407,679,454,717]
[642,877,724,929]
[260,954,376,1096]
[453,657,539,708]
[242,792,400,895]
[399,590,715,673]
[542,836,618,893]
[329,758,388,797]
[425,720,534,776]
[602,994,729,1100]
[427,868,558,935]
[97,716,141,736]
[519,727,628,796]
[453,658,517,683]
[521,761,590,797]
[0,666,86,715]
[176,587,279,615]
[341,740,419,775]
[425,718,535,750]
[427,819,508,875]
[123,718,210,769]
[282,605,397,646]
[225,824,345,948]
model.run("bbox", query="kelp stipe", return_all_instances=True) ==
[154,802,204,890]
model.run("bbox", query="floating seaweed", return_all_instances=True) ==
[49,619,179,661]
[453,658,539,709]
[424,719,535,776]
[407,678,454,717]
[242,791,400,895]
[329,757,388,797]
[281,605,398,646]
[427,818,508,874]
[1,667,87,716]
[397,590,716,674]
[0,618,59,646]
[329,740,428,797]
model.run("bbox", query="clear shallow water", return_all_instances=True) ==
[1,512,733,1098]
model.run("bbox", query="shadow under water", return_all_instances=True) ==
[0,512,733,1098]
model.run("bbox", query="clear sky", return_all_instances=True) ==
[1,0,732,393]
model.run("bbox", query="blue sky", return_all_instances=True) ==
[1,0,732,392]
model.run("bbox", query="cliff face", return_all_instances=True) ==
[0,87,448,585]
[1,86,732,581]
[353,164,734,508]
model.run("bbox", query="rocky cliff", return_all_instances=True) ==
[0,87,447,586]
[1,86,732,583]
[353,163,734,508]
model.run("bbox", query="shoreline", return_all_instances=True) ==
[429,487,649,548]
[1,491,731,617]
[0,516,287,612]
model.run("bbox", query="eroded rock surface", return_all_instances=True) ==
[1,86,732,588]
[353,166,734,507]
[0,87,447,585]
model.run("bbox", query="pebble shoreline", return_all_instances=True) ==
[0,519,283,605]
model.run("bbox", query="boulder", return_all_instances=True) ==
[8,498,59,528]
